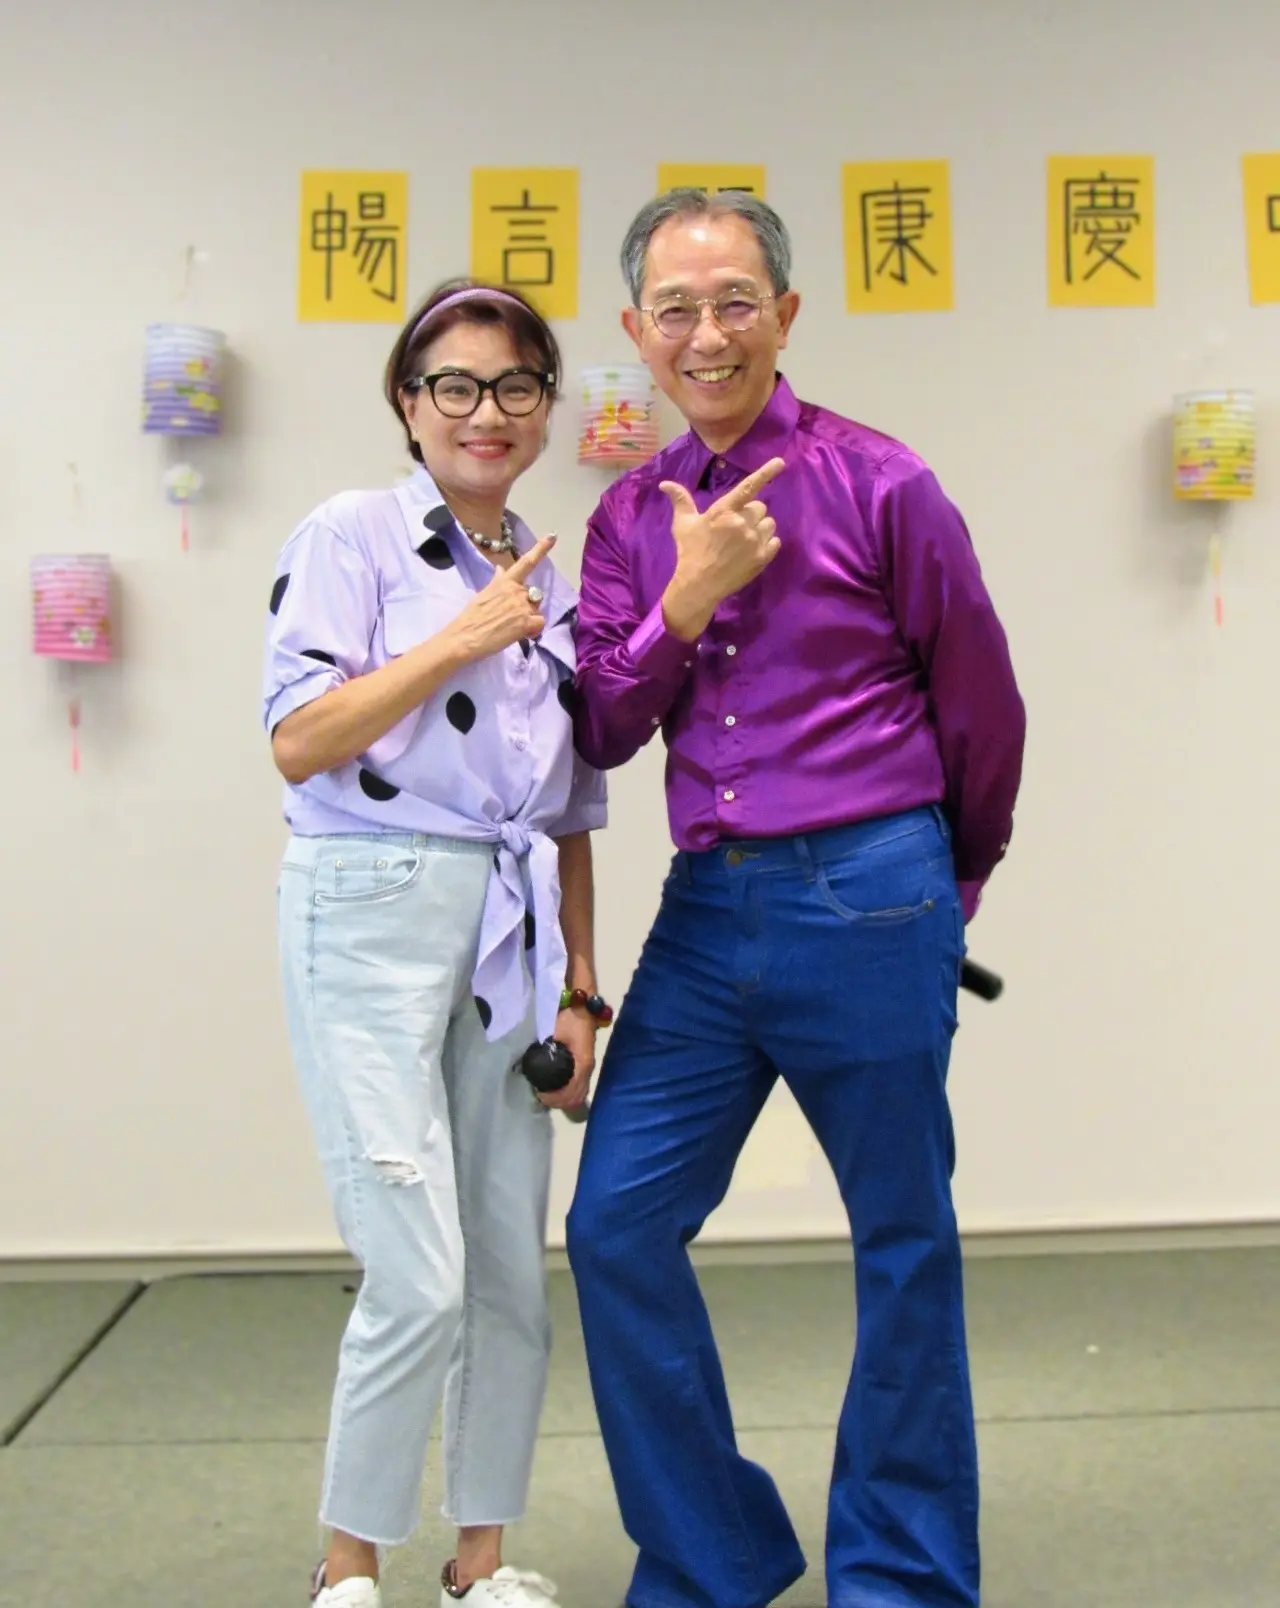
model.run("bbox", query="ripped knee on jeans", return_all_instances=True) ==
[368,1154,425,1186]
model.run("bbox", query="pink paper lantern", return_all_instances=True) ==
[578,363,660,468]
[31,555,113,664]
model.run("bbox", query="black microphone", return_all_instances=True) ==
[519,1038,589,1124]
[960,959,1003,1001]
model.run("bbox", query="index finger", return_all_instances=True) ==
[508,535,557,583]
[714,456,787,513]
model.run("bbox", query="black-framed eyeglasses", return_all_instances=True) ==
[403,367,553,418]
[640,290,775,340]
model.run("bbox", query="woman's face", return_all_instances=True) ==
[400,321,550,506]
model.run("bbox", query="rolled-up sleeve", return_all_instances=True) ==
[261,521,376,736]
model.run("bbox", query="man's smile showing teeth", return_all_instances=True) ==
[687,366,737,383]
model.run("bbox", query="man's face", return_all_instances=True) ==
[623,212,800,450]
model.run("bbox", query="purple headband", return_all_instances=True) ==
[406,286,537,350]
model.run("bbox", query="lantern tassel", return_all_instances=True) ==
[1210,529,1224,627]
[69,697,81,774]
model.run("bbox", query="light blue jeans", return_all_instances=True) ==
[277,832,553,1547]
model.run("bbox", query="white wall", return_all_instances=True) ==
[2,0,1278,1259]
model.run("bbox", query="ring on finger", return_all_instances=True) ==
[526,585,544,605]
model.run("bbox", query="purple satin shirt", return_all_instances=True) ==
[572,376,1025,912]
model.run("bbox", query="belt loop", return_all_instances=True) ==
[931,804,952,844]
[793,834,816,883]
[674,851,692,886]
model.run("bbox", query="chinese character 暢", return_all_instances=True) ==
[309,189,399,304]
[299,170,407,322]
[488,188,559,288]
[860,183,937,289]
[1063,173,1142,283]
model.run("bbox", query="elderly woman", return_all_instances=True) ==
[263,279,609,1608]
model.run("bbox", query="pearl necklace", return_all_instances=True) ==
[463,515,516,555]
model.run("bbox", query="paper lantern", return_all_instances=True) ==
[1173,390,1255,502]
[142,323,224,549]
[142,323,224,436]
[32,554,112,664]
[1172,389,1256,628]
[578,364,659,467]
[31,554,113,772]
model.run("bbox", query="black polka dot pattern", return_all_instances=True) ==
[269,574,290,615]
[423,506,456,533]
[447,692,477,733]
[416,536,455,570]
[525,910,536,951]
[358,768,400,802]
[475,997,493,1031]
[557,678,577,718]
[302,649,337,667]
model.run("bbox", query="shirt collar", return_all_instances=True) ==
[398,466,576,624]
[680,373,801,487]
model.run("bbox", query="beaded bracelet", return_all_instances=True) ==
[559,986,615,1026]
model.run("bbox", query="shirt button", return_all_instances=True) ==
[723,789,735,802]
[651,716,661,727]
[514,738,527,751]
[714,457,726,470]
[725,645,737,657]
[724,715,736,727]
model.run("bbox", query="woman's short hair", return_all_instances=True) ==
[385,279,562,463]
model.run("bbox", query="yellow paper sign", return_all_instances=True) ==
[1241,153,1280,305]
[1047,156,1155,308]
[470,169,579,320]
[656,164,767,199]
[298,171,407,322]
[843,161,954,314]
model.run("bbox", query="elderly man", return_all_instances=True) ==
[566,188,1025,1608]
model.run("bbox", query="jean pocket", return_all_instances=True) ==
[313,844,424,903]
[814,855,949,925]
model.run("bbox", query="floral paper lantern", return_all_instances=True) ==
[31,554,113,771]
[578,364,659,468]
[142,322,224,549]
[1173,390,1255,501]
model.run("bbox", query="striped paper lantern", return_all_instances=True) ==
[31,555,113,664]
[578,363,659,467]
[1173,390,1256,501]
[142,323,224,436]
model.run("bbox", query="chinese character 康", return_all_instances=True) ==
[1064,174,1142,283]
[489,188,559,288]
[860,183,937,290]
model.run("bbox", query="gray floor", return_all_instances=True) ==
[2,1249,1278,1607]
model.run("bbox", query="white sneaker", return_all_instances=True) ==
[441,1564,562,1608]
[311,1560,382,1608]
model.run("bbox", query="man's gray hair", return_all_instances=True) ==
[620,188,793,305]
